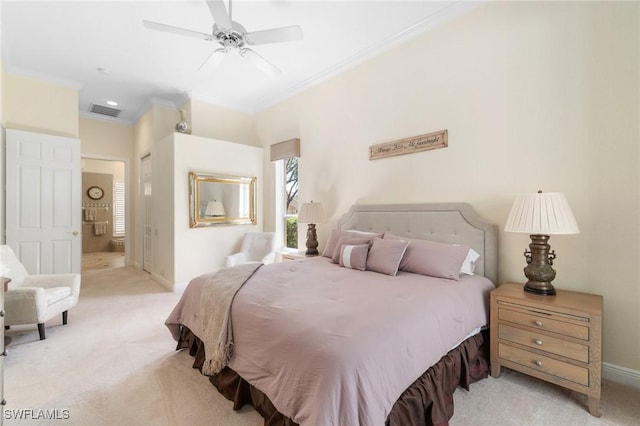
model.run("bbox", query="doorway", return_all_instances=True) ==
[81,157,128,272]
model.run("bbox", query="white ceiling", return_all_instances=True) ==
[2,0,479,123]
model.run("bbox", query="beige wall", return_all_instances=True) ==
[255,2,640,372]
[2,72,79,138]
[79,117,134,159]
[149,133,263,288]
[83,158,125,182]
[190,98,258,147]
[130,103,178,270]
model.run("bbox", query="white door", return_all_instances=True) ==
[6,129,81,274]
[141,155,153,273]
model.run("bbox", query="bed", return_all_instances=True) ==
[166,203,498,426]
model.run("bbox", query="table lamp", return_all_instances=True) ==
[504,191,580,295]
[297,201,324,255]
[205,201,226,217]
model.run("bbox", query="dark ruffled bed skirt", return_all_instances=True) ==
[176,326,489,426]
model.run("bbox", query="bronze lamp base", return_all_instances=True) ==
[523,234,557,296]
[305,223,319,255]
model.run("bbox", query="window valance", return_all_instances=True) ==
[270,138,300,161]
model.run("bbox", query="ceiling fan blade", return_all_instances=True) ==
[245,25,303,46]
[143,20,214,41]
[206,0,232,31]
[199,48,227,70]
[240,48,281,76]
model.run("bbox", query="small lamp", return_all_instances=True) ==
[297,201,324,255]
[504,191,580,295]
[205,201,226,217]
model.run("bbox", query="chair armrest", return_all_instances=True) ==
[5,287,48,323]
[224,253,246,267]
[23,274,81,299]
[261,252,276,265]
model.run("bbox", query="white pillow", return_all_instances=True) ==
[460,248,480,275]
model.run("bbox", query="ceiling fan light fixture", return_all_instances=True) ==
[143,0,302,74]
[240,48,281,76]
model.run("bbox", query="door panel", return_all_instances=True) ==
[6,129,81,274]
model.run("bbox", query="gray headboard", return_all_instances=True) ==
[336,203,498,284]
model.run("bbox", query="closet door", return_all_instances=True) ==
[5,129,81,274]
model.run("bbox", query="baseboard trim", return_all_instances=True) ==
[150,273,174,292]
[603,362,640,390]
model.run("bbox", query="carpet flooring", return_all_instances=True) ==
[4,266,639,425]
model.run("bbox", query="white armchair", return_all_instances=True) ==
[225,232,277,267]
[1,245,81,340]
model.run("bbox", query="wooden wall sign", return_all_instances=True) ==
[369,129,448,160]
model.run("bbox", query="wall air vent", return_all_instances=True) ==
[89,103,121,118]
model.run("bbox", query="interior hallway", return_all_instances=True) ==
[82,251,125,272]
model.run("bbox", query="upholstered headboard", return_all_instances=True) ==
[336,203,498,284]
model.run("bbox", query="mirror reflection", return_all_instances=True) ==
[189,172,257,227]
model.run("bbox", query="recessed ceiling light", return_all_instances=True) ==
[106,100,118,106]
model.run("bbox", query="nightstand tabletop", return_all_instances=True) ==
[494,282,602,316]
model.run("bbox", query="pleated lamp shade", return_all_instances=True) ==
[504,192,580,235]
[205,201,226,217]
[298,201,324,224]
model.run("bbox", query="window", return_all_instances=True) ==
[283,157,299,248]
[113,180,125,236]
[271,138,300,250]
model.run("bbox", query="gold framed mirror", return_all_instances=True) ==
[189,171,257,228]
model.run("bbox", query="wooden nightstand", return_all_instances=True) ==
[490,282,603,417]
[281,251,316,261]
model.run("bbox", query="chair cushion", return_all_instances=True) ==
[45,287,72,305]
[241,232,276,262]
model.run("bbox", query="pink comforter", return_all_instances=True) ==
[167,257,494,426]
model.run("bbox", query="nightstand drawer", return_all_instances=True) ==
[498,307,589,341]
[498,324,589,363]
[498,343,589,386]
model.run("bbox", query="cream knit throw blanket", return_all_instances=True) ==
[200,262,263,376]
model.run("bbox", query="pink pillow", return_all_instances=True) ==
[331,235,374,263]
[384,233,469,280]
[339,244,369,271]
[365,237,410,276]
[322,230,383,258]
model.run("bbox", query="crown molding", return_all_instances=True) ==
[189,91,254,114]
[250,1,483,113]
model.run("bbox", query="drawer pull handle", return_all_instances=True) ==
[534,320,543,327]
[535,360,543,367]
[535,340,543,346]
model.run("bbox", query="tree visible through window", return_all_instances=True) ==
[284,157,298,248]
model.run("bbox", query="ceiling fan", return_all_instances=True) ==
[143,0,303,75]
